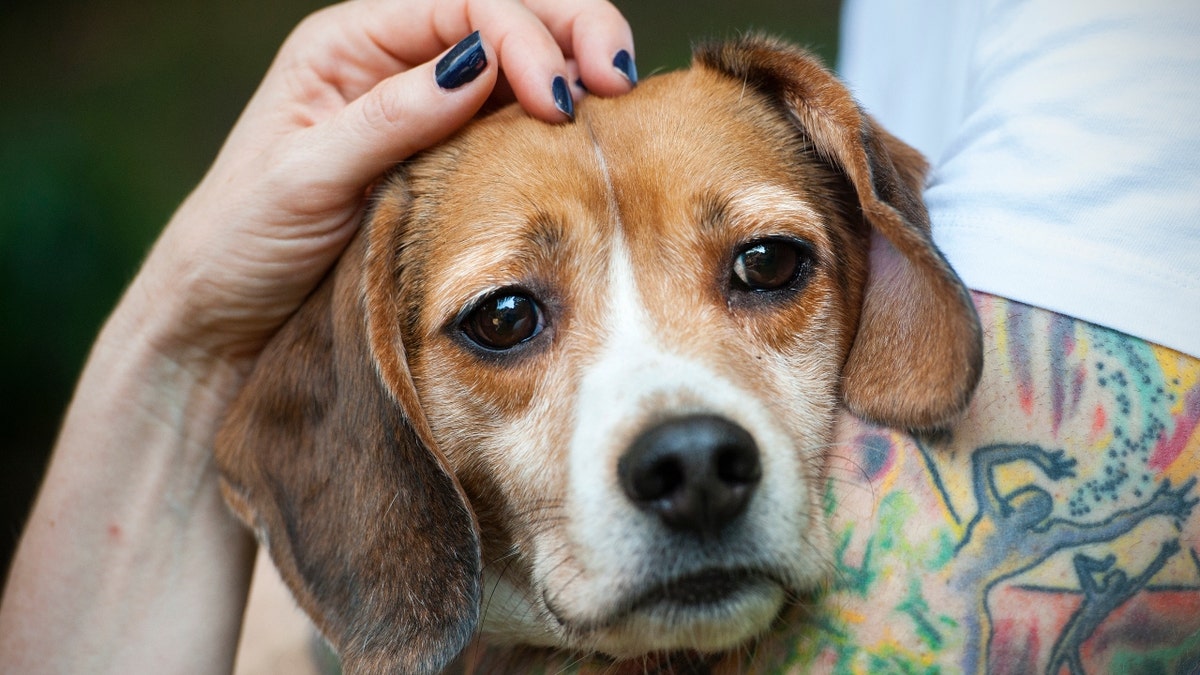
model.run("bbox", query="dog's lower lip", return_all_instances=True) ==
[630,568,768,611]
[541,567,788,639]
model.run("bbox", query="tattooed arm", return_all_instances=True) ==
[793,295,1200,675]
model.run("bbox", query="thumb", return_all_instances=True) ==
[310,32,497,192]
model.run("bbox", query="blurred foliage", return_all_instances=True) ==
[0,0,839,577]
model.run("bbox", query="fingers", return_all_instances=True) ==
[233,0,638,213]
[458,0,579,121]
[470,0,636,117]
[523,0,638,96]
[268,0,636,124]
[302,33,500,194]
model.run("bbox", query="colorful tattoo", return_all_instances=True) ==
[452,295,1200,674]
[790,296,1200,675]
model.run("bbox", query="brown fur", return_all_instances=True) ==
[215,35,982,674]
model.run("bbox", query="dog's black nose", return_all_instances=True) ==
[618,415,761,535]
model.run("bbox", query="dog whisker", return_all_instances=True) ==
[482,543,521,569]
[553,645,596,674]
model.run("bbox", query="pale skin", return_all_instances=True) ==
[0,1,634,671]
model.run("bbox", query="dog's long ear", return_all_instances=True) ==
[696,35,983,430]
[215,189,480,674]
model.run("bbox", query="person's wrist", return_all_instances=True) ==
[126,185,304,366]
[101,256,253,430]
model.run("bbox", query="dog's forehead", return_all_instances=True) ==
[395,66,817,328]
[582,67,803,193]
[410,66,803,227]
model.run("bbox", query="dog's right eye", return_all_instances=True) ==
[459,291,544,351]
[730,237,814,294]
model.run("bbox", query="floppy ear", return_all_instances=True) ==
[214,187,480,674]
[696,35,983,430]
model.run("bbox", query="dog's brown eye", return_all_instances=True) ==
[732,238,813,292]
[461,292,543,351]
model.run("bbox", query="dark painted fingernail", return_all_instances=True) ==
[575,78,589,94]
[436,31,487,90]
[552,75,574,120]
[613,50,638,86]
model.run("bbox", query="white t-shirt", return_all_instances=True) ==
[838,0,1200,358]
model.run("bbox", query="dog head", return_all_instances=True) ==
[215,36,981,674]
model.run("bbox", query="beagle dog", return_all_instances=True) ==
[216,35,983,674]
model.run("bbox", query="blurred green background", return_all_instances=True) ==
[0,0,840,580]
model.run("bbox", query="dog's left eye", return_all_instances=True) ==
[460,291,544,351]
[731,238,814,293]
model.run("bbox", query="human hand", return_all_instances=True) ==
[131,0,635,373]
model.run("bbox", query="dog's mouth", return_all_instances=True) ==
[545,565,788,639]
[627,567,770,613]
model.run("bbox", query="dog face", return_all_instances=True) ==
[216,37,982,674]
[391,62,865,656]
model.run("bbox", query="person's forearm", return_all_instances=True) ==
[0,273,255,673]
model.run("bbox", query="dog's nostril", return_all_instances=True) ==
[631,456,685,502]
[618,415,762,535]
[717,444,762,486]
